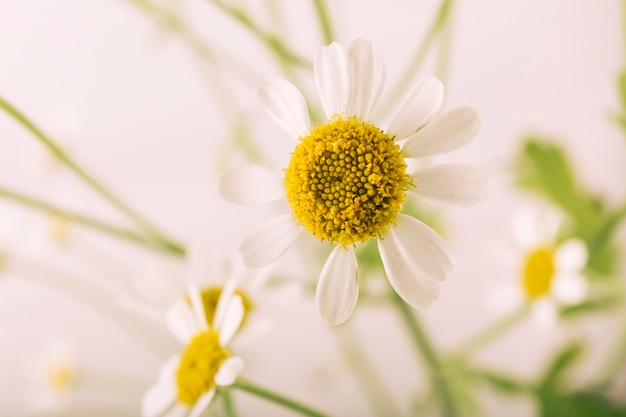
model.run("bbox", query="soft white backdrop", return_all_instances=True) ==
[0,1,624,416]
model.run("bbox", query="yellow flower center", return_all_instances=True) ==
[200,287,253,328]
[284,117,410,246]
[522,247,555,298]
[47,362,76,393]
[49,213,70,244]
[176,331,229,406]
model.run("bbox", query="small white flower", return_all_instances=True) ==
[218,39,487,324]
[487,210,588,329]
[142,283,245,417]
[24,338,80,416]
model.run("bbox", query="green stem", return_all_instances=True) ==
[209,0,311,69]
[333,323,403,417]
[594,306,626,389]
[453,303,530,359]
[392,294,457,417]
[222,389,238,417]
[232,379,334,417]
[378,0,452,117]
[0,96,185,257]
[0,185,183,257]
[312,0,334,44]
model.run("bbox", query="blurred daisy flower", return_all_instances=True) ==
[24,338,80,416]
[142,283,245,417]
[488,210,589,328]
[218,39,487,324]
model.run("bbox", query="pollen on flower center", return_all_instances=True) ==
[176,331,229,406]
[284,117,410,246]
[522,247,555,298]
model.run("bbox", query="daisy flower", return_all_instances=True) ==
[142,283,245,417]
[487,210,589,328]
[218,39,487,324]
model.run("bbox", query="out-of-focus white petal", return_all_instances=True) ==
[552,274,588,305]
[392,214,454,281]
[315,246,359,325]
[485,283,525,315]
[531,298,558,331]
[401,107,481,158]
[215,357,245,387]
[187,283,208,332]
[142,379,176,417]
[346,39,385,120]
[554,239,588,273]
[218,295,244,345]
[187,389,215,417]
[212,276,238,331]
[386,76,443,141]
[257,77,310,138]
[217,165,285,205]
[315,42,350,118]
[378,230,441,309]
[410,164,488,207]
[239,215,303,268]
[165,301,196,344]
[163,404,187,417]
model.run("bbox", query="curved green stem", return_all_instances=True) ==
[392,294,457,417]
[222,389,238,417]
[209,0,310,69]
[0,185,183,257]
[453,303,530,359]
[312,0,334,44]
[232,378,334,417]
[0,96,185,257]
[378,0,453,117]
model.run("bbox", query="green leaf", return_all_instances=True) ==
[559,295,622,319]
[538,390,626,417]
[540,341,585,389]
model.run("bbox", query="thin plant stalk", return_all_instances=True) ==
[392,294,457,417]
[232,379,334,417]
[0,185,183,257]
[311,0,334,44]
[0,96,185,257]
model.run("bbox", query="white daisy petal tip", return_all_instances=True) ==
[217,165,285,205]
[411,164,489,207]
[239,215,303,268]
[214,356,245,387]
[257,77,310,139]
[315,42,350,118]
[315,246,359,325]
[401,106,482,158]
[388,76,444,140]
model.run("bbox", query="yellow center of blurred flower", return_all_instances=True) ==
[47,362,75,393]
[522,247,555,298]
[200,287,253,328]
[49,213,70,244]
[176,331,229,406]
[284,117,410,246]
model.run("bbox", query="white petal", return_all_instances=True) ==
[378,231,441,309]
[187,283,208,332]
[187,389,215,417]
[391,214,454,281]
[315,246,359,325]
[217,165,285,205]
[218,295,244,345]
[531,298,558,331]
[401,107,481,158]
[386,76,444,141]
[552,274,588,305]
[212,276,238,330]
[554,239,588,273]
[215,356,245,386]
[158,356,180,382]
[257,77,310,138]
[163,404,187,417]
[239,215,303,268]
[165,300,196,344]
[346,39,385,120]
[315,42,350,118]
[410,164,488,207]
[142,380,176,417]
